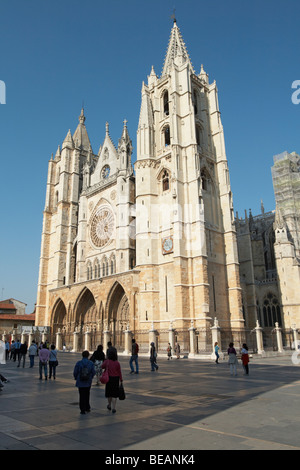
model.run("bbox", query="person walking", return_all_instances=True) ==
[18,341,28,368]
[167,343,172,360]
[241,343,250,375]
[90,345,105,386]
[106,341,118,360]
[10,341,15,361]
[73,351,95,415]
[150,342,159,371]
[49,344,58,379]
[174,342,180,359]
[228,342,238,376]
[214,342,220,364]
[39,343,50,380]
[102,348,123,414]
[28,341,37,368]
[5,341,10,361]
[129,338,139,374]
[14,339,21,362]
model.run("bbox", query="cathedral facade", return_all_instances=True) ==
[35,21,250,353]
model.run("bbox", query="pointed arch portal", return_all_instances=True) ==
[52,298,67,332]
[74,288,97,327]
[106,282,130,350]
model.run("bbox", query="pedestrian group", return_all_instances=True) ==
[0,337,251,412]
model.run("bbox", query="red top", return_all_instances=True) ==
[242,353,249,365]
[102,359,123,381]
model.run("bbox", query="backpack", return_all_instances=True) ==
[80,365,90,382]
[135,343,139,354]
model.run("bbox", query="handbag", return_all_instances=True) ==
[119,383,126,400]
[100,367,109,384]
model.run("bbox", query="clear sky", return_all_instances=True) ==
[0,0,299,315]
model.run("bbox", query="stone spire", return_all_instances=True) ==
[73,107,92,152]
[62,129,74,150]
[118,119,133,173]
[162,21,195,76]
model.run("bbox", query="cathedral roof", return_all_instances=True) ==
[162,20,195,76]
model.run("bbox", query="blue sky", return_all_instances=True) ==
[0,0,299,315]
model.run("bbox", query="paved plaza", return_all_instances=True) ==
[0,351,300,451]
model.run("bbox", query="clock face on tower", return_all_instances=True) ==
[90,205,115,248]
[162,236,173,255]
[102,165,110,179]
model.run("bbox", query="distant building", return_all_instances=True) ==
[0,299,35,339]
[235,151,300,349]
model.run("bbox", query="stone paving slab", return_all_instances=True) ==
[0,352,300,451]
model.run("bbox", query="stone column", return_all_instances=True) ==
[42,328,47,344]
[103,327,111,350]
[255,320,265,355]
[275,322,284,353]
[11,330,16,342]
[124,326,132,355]
[84,328,91,352]
[2,332,6,342]
[21,332,26,344]
[149,323,157,352]
[169,322,175,354]
[211,317,222,360]
[73,329,79,352]
[28,331,34,347]
[189,321,197,357]
[56,329,62,350]
[292,325,299,350]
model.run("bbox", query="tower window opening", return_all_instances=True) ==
[163,90,169,116]
[196,126,201,147]
[193,90,198,115]
[162,170,170,192]
[164,126,170,146]
[200,169,208,191]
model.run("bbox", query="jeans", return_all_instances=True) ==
[130,355,139,373]
[29,355,35,368]
[49,361,57,378]
[150,357,158,371]
[78,387,91,413]
[18,354,26,368]
[39,361,48,379]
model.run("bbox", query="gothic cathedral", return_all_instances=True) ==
[35,20,245,353]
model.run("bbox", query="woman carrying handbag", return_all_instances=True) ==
[101,348,123,414]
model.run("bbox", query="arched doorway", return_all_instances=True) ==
[52,298,67,332]
[51,298,71,349]
[106,282,129,351]
[74,288,98,350]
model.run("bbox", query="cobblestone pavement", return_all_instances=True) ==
[0,352,299,451]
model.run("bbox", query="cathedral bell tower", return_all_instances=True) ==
[135,20,244,343]
[36,109,96,326]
